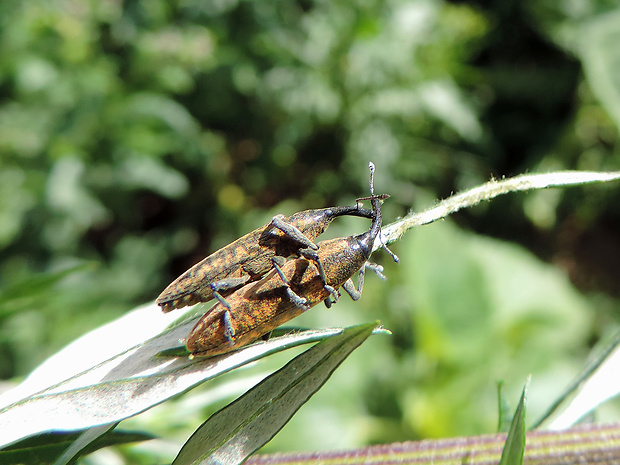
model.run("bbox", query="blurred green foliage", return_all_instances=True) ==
[2,0,620,459]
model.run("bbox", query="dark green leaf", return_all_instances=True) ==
[0,428,153,465]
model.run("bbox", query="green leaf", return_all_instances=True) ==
[52,425,116,465]
[0,264,95,320]
[0,428,153,465]
[0,302,196,410]
[496,381,512,433]
[580,10,620,132]
[498,379,528,465]
[534,330,620,429]
[0,304,346,449]
[171,322,379,465]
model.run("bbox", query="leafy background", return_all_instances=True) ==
[1,0,620,461]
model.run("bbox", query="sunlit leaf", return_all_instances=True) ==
[171,322,379,465]
[0,310,344,449]
[0,302,194,409]
[535,331,620,429]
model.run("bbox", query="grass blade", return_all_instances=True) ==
[535,331,620,429]
[380,170,620,249]
[499,379,528,465]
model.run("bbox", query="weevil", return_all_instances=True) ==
[186,162,397,357]
[157,203,376,313]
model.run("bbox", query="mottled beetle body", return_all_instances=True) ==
[186,164,391,357]
[157,204,374,312]
[186,234,376,356]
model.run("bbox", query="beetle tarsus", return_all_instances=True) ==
[342,266,365,301]
[323,284,338,305]
[365,262,387,280]
[222,309,235,344]
[323,285,341,308]
[271,258,309,309]
[299,248,339,303]
[211,292,236,343]
[286,288,309,310]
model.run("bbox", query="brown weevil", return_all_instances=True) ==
[156,202,376,314]
[186,162,398,357]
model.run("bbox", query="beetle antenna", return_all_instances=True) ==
[367,162,399,263]
[369,161,376,196]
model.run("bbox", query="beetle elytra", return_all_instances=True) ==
[157,203,376,314]
[186,162,397,357]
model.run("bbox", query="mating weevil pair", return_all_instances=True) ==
[157,162,397,357]
[157,205,375,312]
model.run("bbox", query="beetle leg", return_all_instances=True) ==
[210,276,251,296]
[364,262,387,280]
[378,233,399,263]
[193,305,236,346]
[342,265,366,301]
[323,287,342,309]
[209,275,251,319]
[210,278,250,344]
[221,308,235,344]
[271,214,319,250]
[271,259,309,310]
[298,248,339,305]
[209,294,236,343]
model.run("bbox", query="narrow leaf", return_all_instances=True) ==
[0,302,194,409]
[52,425,116,465]
[0,264,95,319]
[0,316,343,448]
[171,322,379,465]
[499,379,528,465]
[536,331,620,429]
[496,381,512,433]
[0,429,153,465]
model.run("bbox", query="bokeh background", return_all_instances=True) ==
[2,0,620,459]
